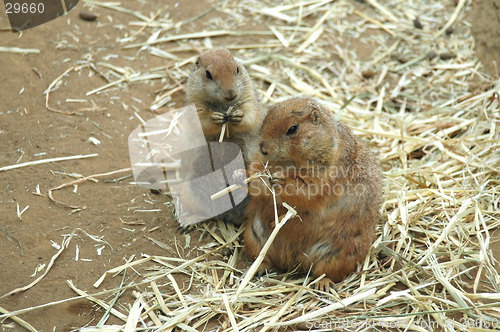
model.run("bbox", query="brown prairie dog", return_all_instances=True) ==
[178,49,264,227]
[185,48,264,154]
[244,97,382,290]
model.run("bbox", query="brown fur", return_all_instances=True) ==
[244,97,382,289]
[180,49,265,227]
[185,48,264,149]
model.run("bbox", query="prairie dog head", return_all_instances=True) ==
[188,49,247,106]
[259,97,345,166]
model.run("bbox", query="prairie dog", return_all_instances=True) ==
[244,97,381,290]
[180,49,265,227]
[185,48,264,155]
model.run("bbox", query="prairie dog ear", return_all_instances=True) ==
[309,100,323,124]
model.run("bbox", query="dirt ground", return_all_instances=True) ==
[1,0,499,331]
[0,1,226,330]
[470,0,500,76]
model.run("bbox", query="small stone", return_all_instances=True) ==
[361,69,376,79]
[79,11,97,21]
[392,54,410,64]
[439,52,456,60]
[413,17,423,29]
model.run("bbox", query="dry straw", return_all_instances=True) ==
[1,0,499,330]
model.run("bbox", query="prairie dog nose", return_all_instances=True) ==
[224,88,237,101]
[260,142,268,156]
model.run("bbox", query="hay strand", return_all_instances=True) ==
[0,154,98,172]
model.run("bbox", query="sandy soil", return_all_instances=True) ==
[0,1,221,330]
[0,0,499,331]
[470,0,500,76]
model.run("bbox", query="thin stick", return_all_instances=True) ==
[0,234,71,299]
[0,306,37,332]
[219,122,227,143]
[167,274,188,309]
[48,168,132,209]
[435,0,467,37]
[233,202,297,301]
[95,272,128,326]
[218,101,242,142]
[132,9,161,36]
[365,0,398,22]
[45,64,91,115]
[134,291,162,327]
[353,9,395,35]
[93,228,243,288]
[0,226,23,256]
[300,5,334,42]
[222,294,238,332]
[0,279,155,320]
[123,30,273,49]
[210,172,263,200]
[0,154,98,172]
[150,85,184,111]
[151,281,171,314]
[270,288,377,326]
[417,198,473,265]
[0,46,40,54]
[67,280,128,322]
[83,0,151,21]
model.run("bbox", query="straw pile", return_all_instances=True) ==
[10,0,500,330]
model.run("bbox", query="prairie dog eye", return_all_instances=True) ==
[206,70,213,80]
[286,125,298,136]
[236,66,240,74]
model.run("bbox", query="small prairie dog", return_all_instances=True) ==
[244,97,381,290]
[179,49,264,227]
[185,48,264,148]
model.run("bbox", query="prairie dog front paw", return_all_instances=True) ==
[211,112,226,125]
[232,168,247,185]
[227,109,244,123]
[269,171,285,187]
